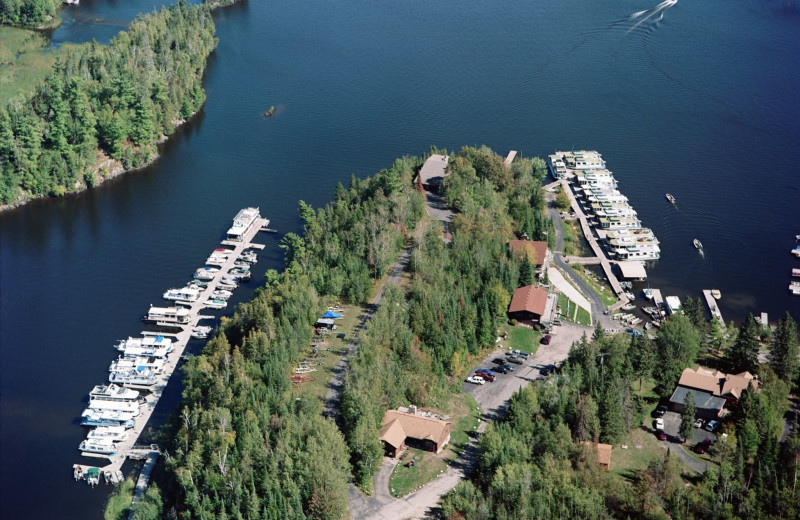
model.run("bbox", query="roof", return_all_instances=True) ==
[584,442,612,466]
[676,367,759,398]
[617,260,647,279]
[669,386,727,412]
[508,285,549,316]
[418,154,449,186]
[379,410,451,448]
[508,240,548,265]
[316,318,335,326]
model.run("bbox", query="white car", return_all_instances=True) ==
[466,375,486,385]
[654,418,664,430]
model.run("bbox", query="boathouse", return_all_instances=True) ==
[379,408,451,458]
[669,367,759,419]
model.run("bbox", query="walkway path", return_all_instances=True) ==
[547,266,593,322]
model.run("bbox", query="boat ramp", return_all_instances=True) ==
[73,209,270,492]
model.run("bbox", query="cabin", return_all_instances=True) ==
[584,441,612,471]
[379,408,451,458]
[508,240,550,275]
[508,285,550,324]
[669,367,759,419]
[416,154,449,192]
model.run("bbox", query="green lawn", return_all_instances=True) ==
[557,293,591,326]
[610,428,664,479]
[497,325,541,354]
[448,393,482,455]
[0,27,85,104]
[390,448,448,498]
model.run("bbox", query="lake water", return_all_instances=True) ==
[2,0,799,517]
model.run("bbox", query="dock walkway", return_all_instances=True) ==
[73,217,269,486]
[702,290,725,327]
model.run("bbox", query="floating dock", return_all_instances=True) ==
[702,289,725,327]
[73,214,270,488]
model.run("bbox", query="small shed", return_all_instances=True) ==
[315,318,335,329]
[584,441,612,471]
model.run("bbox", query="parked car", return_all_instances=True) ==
[494,364,512,374]
[540,364,556,376]
[476,368,495,377]
[654,405,668,418]
[492,358,507,365]
[466,375,486,385]
[475,370,495,382]
[694,438,713,454]
[508,349,529,358]
[654,418,665,430]
[541,335,552,345]
[656,430,667,441]
[705,420,720,432]
[694,418,704,429]
[506,355,524,365]
[501,363,515,373]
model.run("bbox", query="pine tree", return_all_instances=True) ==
[769,312,799,386]
[518,255,534,287]
[679,391,696,442]
[729,313,761,373]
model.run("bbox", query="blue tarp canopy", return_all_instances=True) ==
[322,311,342,318]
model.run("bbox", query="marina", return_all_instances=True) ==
[72,208,270,493]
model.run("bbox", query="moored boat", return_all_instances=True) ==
[89,383,140,403]
[191,326,213,339]
[203,298,228,309]
[792,269,800,279]
[80,408,136,428]
[86,399,140,415]
[163,286,201,303]
[226,207,261,242]
[710,289,721,299]
[194,266,219,281]
[87,425,129,442]
[793,245,800,258]
[79,437,118,455]
[142,306,190,327]
[643,288,653,300]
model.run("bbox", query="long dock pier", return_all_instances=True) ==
[702,290,725,327]
[73,213,270,487]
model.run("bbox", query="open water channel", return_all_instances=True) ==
[1,0,799,517]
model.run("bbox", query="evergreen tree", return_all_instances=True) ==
[769,312,799,386]
[729,313,761,373]
[518,254,534,287]
[627,335,655,391]
[679,391,696,442]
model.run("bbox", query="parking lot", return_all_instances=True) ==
[463,322,591,420]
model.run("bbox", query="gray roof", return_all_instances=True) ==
[418,155,449,186]
[669,386,726,412]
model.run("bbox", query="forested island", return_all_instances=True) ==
[0,1,220,208]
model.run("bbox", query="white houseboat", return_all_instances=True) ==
[163,286,201,303]
[89,383,140,403]
[79,438,118,456]
[226,207,262,242]
[142,306,191,327]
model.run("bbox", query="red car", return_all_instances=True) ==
[541,335,552,345]
[694,438,712,454]
[475,370,495,382]
[656,430,667,441]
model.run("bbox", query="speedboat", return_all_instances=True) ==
[710,289,721,299]
[643,288,654,300]
[194,266,219,281]
[211,289,232,300]
[665,193,676,204]
[191,326,212,339]
[79,438,118,455]
[693,239,703,250]
[792,269,800,279]
[793,245,800,258]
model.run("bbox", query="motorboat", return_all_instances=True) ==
[79,437,118,455]
[194,266,219,281]
[693,239,703,250]
[211,289,232,300]
[191,326,212,339]
[116,336,173,358]
[793,245,800,258]
[163,286,201,303]
[792,269,800,279]
[710,289,721,299]
[621,303,636,311]
[89,383,140,403]
[665,193,676,204]
[110,356,164,375]
[643,288,653,300]
[87,425,129,442]
[203,298,228,309]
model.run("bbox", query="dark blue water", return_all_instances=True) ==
[2,0,799,517]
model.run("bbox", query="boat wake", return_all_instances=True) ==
[626,0,677,33]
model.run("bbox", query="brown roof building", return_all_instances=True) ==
[584,442,612,471]
[379,409,451,458]
[508,285,549,323]
[508,240,549,271]
[669,367,759,418]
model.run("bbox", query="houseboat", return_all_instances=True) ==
[163,286,201,303]
[89,383,140,403]
[86,399,140,416]
[86,425,129,442]
[80,408,136,428]
[142,306,191,327]
[226,207,263,242]
[79,438,118,456]
[108,367,157,386]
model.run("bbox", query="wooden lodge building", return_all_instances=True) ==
[379,408,451,458]
[669,367,759,419]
